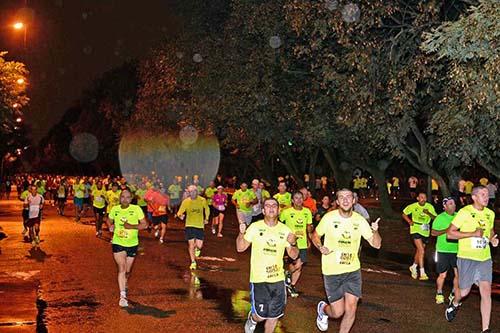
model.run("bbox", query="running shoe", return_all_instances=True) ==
[22,228,27,236]
[419,273,429,281]
[448,292,455,304]
[244,312,256,333]
[195,248,201,257]
[435,293,444,304]
[287,284,299,298]
[285,271,292,287]
[217,233,223,238]
[119,297,128,308]
[445,302,460,322]
[159,239,164,244]
[409,266,418,279]
[481,329,491,333]
[95,231,100,237]
[154,230,159,238]
[189,261,197,270]
[316,301,328,331]
[211,227,216,235]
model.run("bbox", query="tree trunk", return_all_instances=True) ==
[308,148,319,196]
[365,164,394,216]
[278,153,304,188]
[322,148,351,188]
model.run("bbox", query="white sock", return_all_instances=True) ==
[120,290,126,298]
[420,268,426,275]
[410,263,417,269]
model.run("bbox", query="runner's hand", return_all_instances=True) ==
[491,234,499,247]
[178,214,185,220]
[371,217,380,231]
[204,220,208,225]
[474,228,484,238]
[239,223,246,234]
[319,246,333,255]
[287,233,297,245]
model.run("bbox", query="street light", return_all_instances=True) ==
[16,78,25,85]
[13,22,24,30]
[15,117,22,123]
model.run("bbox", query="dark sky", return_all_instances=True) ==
[0,0,178,143]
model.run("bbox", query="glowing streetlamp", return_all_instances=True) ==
[15,117,23,123]
[13,22,24,30]
[16,78,25,85]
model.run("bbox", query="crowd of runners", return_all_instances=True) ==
[1,173,498,333]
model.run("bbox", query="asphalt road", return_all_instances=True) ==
[0,198,498,333]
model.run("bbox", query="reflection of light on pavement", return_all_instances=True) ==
[231,290,250,319]
[362,268,399,276]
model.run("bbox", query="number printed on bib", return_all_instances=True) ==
[117,229,128,239]
[470,237,488,249]
[421,224,430,232]
[336,252,355,265]
[265,264,280,279]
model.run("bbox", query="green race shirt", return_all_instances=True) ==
[110,204,144,247]
[452,205,495,262]
[273,192,292,209]
[244,220,292,283]
[432,212,458,253]
[204,187,217,205]
[279,207,312,249]
[168,184,181,200]
[233,189,257,213]
[91,188,107,209]
[403,202,436,237]
[135,188,147,207]
[73,184,85,199]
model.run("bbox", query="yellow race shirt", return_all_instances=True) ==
[273,192,292,209]
[233,189,257,213]
[280,207,312,249]
[402,202,437,237]
[135,188,147,207]
[452,205,495,262]
[110,204,144,247]
[316,210,374,275]
[106,190,121,213]
[204,187,217,205]
[464,181,474,194]
[244,220,292,283]
[73,184,85,199]
[91,188,107,209]
[177,196,210,228]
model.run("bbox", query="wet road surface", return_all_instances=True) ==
[0,199,498,333]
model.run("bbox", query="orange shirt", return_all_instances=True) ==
[303,197,317,214]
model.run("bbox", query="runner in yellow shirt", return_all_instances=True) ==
[279,192,313,298]
[402,192,437,280]
[236,197,298,333]
[273,181,292,210]
[108,189,148,308]
[177,185,210,270]
[311,189,381,332]
[91,181,107,237]
[445,186,498,332]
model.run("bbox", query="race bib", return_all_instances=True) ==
[117,229,128,239]
[421,224,430,232]
[336,252,355,265]
[158,205,167,213]
[95,196,104,204]
[265,264,280,279]
[29,205,40,219]
[217,205,225,211]
[470,237,488,249]
[295,230,305,238]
